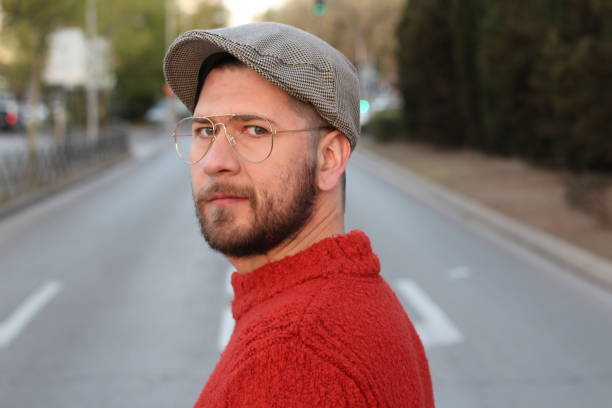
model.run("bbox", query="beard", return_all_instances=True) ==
[193,156,317,258]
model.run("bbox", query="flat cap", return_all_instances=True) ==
[163,22,360,150]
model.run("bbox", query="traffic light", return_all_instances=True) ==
[313,0,326,16]
[360,99,370,115]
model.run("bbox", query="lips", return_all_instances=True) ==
[205,192,250,206]
[207,193,245,201]
[197,183,255,208]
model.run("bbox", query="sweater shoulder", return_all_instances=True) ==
[298,273,434,407]
[199,332,369,408]
[301,273,413,343]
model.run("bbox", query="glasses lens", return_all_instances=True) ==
[174,117,214,164]
[227,115,273,163]
[173,115,274,164]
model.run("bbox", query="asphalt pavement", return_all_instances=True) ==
[1,129,612,407]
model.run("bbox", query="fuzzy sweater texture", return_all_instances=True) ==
[194,230,434,407]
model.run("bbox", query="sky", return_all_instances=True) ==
[179,0,288,26]
[223,0,287,26]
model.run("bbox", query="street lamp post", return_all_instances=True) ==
[85,0,99,142]
[165,0,178,131]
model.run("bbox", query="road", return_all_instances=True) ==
[1,130,612,407]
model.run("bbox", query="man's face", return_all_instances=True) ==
[191,66,318,258]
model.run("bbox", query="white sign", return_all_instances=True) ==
[44,28,87,87]
[44,28,114,90]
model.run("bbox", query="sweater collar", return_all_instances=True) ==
[230,230,380,320]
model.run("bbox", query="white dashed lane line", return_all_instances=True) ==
[447,266,473,281]
[396,279,463,349]
[218,266,235,351]
[0,281,63,349]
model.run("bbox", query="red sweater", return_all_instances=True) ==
[194,231,434,407]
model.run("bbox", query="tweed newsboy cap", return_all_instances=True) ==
[163,22,360,150]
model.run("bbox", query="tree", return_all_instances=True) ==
[396,0,468,146]
[478,0,612,170]
[477,1,552,156]
[449,0,484,147]
[531,0,612,171]
[96,0,167,119]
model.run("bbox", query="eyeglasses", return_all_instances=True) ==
[172,113,331,164]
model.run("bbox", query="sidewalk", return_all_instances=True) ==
[0,125,161,220]
[358,138,612,289]
[0,131,54,156]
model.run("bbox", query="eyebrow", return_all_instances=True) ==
[237,114,278,126]
[266,117,280,127]
[195,113,280,127]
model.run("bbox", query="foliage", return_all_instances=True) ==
[396,0,467,147]
[396,0,612,172]
[477,1,549,156]
[97,0,167,119]
[531,1,612,171]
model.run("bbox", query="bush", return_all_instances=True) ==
[366,109,403,142]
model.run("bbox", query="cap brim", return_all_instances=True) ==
[163,33,226,113]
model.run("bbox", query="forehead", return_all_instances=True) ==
[194,66,294,118]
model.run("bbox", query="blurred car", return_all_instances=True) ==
[0,91,21,131]
[20,101,49,127]
[145,98,190,123]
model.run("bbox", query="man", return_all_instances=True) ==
[163,22,434,407]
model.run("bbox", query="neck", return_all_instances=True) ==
[228,201,344,274]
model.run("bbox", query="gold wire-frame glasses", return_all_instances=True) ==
[172,113,331,164]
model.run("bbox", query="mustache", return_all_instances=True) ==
[195,182,256,203]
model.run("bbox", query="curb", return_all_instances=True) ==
[353,148,612,292]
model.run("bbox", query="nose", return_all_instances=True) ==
[199,123,241,176]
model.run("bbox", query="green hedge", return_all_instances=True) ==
[366,109,403,142]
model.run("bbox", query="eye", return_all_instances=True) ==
[194,124,215,138]
[245,125,269,137]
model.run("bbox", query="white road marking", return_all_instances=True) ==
[218,306,234,351]
[225,265,234,296]
[448,266,473,280]
[396,279,463,349]
[0,281,62,349]
[218,266,235,351]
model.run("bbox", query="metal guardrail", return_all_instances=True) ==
[0,129,129,204]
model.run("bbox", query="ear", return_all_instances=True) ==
[316,130,351,192]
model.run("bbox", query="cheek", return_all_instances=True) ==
[259,160,304,198]
[191,167,205,193]
[246,171,281,206]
